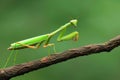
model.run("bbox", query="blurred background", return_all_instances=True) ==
[0,0,120,80]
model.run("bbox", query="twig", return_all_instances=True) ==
[0,35,120,80]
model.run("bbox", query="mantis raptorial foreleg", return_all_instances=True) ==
[57,27,79,42]
[57,27,66,41]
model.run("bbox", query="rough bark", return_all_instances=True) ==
[0,35,120,80]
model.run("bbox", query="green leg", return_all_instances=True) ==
[3,50,15,68]
[57,28,66,41]
[43,36,56,52]
[57,29,79,42]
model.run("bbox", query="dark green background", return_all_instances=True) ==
[0,0,120,80]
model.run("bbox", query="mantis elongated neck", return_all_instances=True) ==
[50,22,71,36]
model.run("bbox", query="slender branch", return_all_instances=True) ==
[0,35,120,80]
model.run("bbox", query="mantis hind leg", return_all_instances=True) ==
[13,50,18,65]
[3,50,15,68]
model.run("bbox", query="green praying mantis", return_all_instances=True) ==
[8,19,79,50]
[3,19,79,68]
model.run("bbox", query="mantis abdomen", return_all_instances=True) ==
[8,34,49,50]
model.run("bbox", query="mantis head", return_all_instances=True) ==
[70,19,78,27]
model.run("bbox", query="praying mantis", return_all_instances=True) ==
[8,19,79,50]
[3,19,79,68]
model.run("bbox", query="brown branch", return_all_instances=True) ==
[0,35,120,80]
